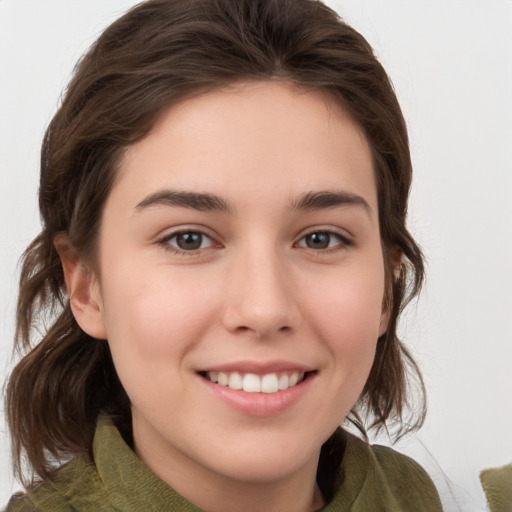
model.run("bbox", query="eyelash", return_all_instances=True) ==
[157,230,217,256]
[157,228,352,256]
[295,230,353,254]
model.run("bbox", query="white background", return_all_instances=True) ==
[1,1,511,510]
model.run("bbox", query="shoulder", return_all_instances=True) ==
[370,442,442,505]
[325,433,443,512]
[2,457,113,512]
[352,435,443,511]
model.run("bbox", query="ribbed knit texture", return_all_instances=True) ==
[480,464,512,512]
[4,418,442,511]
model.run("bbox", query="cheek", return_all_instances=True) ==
[100,263,220,363]
[303,260,385,369]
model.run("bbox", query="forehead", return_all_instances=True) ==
[113,80,377,212]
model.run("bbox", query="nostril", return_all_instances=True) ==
[221,299,300,338]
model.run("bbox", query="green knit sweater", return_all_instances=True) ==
[3,418,442,511]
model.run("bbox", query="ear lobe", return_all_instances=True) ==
[378,309,390,338]
[378,247,403,337]
[392,249,403,281]
[54,234,107,340]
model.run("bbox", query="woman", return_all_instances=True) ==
[3,0,442,510]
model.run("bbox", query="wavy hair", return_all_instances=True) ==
[6,0,425,486]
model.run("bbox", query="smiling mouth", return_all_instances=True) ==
[199,370,315,393]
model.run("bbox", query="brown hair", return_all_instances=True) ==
[6,0,425,486]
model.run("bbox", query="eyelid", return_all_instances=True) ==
[155,224,219,241]
[156,225,222,254]
[294,227,353,250]
[154,225,353,255]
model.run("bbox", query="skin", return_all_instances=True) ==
[61,81,390,512]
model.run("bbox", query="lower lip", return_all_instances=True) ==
[200,373,315,417]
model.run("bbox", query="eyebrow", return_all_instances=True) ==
[135,190,234,213]
[134,188,371,217]
[291,190,372,216]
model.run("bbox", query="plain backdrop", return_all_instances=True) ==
[1,1,511,510]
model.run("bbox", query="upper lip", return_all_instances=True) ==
[198,360,315,374]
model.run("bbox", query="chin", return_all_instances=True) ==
[200,431,322,484]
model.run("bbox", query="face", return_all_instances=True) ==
[79,81,388,493]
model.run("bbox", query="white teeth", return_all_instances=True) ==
[261,373,279,393]
[218,372,228,386]
[204,370,306,393]
[228,372,243,390]
[278,374,289,390]
[243,373,261,393]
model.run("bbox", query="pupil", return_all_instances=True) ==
[306,232,330,249]
[177,232,202,250]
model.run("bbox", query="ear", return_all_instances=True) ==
[378,247,402,337]
[54,233,107,340]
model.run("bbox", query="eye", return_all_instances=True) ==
[296,231,351,251]
[159,230,216,253]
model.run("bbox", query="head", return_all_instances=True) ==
[8,0,425,486]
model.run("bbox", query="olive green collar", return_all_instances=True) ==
[94,417,203,511]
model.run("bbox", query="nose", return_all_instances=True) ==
[221,246,301,339]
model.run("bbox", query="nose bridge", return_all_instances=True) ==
[222,238,299,337]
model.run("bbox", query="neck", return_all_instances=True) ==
[134,426,324,512]
[177,470,325,512]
